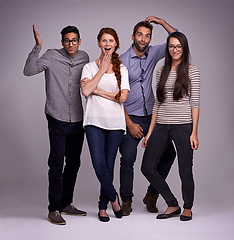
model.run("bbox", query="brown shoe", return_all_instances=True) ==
[122,200,132,216]
[143,192,159,213]
[61,205,87,216]
[48,211,66,225]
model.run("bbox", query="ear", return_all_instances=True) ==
[78,38,81,47]
[131,34,134,41]
[61,39,64,46]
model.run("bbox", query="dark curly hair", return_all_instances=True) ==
[61,25,80,40]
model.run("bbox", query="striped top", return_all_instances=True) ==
[152,65,200,124]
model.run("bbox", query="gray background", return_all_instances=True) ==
[0,0,233,239]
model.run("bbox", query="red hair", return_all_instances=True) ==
[97,28,122,102]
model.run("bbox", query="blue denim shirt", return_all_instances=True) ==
[120,44,166,116]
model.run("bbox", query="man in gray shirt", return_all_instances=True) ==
[24,25,89,225]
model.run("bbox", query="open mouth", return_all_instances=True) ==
[105,48,111,51]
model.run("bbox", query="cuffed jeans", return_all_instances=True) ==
[85,125,124,210]
[141,123,194,209]
[119,115,176,202]
[46,114,84,212]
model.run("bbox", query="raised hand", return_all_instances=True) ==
[145,16,162,25]
[145,16,176,33]
[33,24,42,47]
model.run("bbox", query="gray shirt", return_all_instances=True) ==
[24,45,89,122]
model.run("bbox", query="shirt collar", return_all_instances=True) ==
[129,45,149,59]
[59,48,79,60]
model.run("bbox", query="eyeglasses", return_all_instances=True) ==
[63,39,79,46]
[168,45,183,52]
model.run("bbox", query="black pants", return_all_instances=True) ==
[141,123,194,209]
[46,114,84,212]
[119,115,176,202]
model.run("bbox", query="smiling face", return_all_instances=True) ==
[132,26,151,54]
[168,37,183,63]
[62,32,81,57]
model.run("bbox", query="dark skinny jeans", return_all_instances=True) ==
[85,125,124,210]
[119,115,176,202]
[141,123,194,209]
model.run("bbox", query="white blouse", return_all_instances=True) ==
[81,61,130,131]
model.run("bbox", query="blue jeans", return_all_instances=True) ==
[46,114,84,212]
[119,115,176,202]
[141,123,194,209]
[85,125,124,210]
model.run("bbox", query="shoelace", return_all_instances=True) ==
[54,210,60,216]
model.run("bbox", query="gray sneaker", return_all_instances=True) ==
[62,205,87,216]
[48,210,66,225]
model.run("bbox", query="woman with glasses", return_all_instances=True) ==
[141,32,200,221]
[81,28,130,222]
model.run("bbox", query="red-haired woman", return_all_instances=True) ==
[81,28,130,222]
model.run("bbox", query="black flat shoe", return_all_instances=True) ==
[180,212,192,221]
[112,194,123,218]
[156,208,181,219]
[98,212,110,222]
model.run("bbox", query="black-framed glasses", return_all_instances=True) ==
[168,45,183,52]
[63,39,79,46]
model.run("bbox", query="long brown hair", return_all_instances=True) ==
[157,32,190,103]
[97,28,122,102]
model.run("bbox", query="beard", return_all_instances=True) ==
[133,39,149,52]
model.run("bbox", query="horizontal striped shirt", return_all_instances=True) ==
[152,65,200,124]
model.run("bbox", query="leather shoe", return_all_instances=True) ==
[180,212,192,221]
[48,211,66,225]
[122,200,132,216]
[156,207,181,219]
[98,212,110,222]
[62,204,87,216]
[143,192,159,213]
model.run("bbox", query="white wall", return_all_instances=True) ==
[0,0,233,210]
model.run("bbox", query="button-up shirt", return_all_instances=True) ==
[120,44,166,116]
[24,45,89,122]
